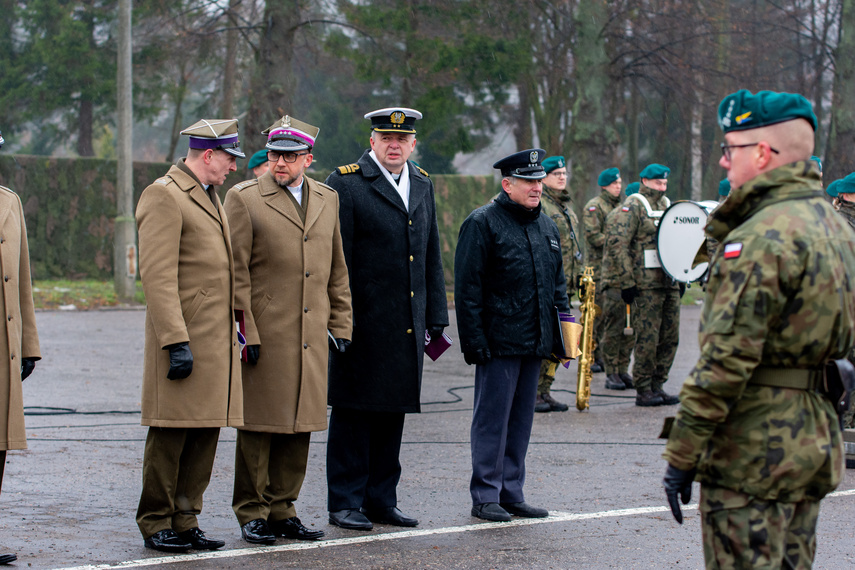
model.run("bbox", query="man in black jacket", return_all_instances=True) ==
[454,149,571,522]
[324,108,448,531]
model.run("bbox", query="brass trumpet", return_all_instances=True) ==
[576,267,600,411]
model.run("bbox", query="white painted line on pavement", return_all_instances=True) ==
[57,488,855,570]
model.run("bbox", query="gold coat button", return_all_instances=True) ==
[409,255,413,262]
[408,220,412,226]
[406,329,413,334]
[410,291,414,297]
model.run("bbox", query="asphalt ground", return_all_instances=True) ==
[1,301,853,569]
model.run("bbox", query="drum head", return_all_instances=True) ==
[656,201,715,283]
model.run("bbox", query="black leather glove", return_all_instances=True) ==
[663,464,697,524]
[464,347,491,366]
[21,357,36,381]
[246,344,260,365]
[427,325,445,340]
[678,283,686,298]
[329,336,351,354]
[621,286,639,305]
[166,342,193,380]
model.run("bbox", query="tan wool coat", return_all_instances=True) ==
[0,187,40,451]
[136,163,243,428]
[224,172,352,433]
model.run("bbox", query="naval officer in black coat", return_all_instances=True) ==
[454,149,571,522]
[324,107,448,531]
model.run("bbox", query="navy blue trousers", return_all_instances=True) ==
[470,356,540,505]
[326,407,406,511]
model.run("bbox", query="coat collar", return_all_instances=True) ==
[357,150,428,216]
[170,161,222,223]
[257,171,326,232]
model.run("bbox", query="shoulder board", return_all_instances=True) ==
[313,180,336,192]
[231,179,257,192]
[337,164,360,175]
[0,185,15,196]
[153,176,172,185]
[417,166,430,177]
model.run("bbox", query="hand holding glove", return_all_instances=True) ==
[21,357,37,381]
[463,347,491,366]
[245,344,260,365]
[329,336,351,354]
[427,325,445,341]
[166,342,193,380]
[663,463,697,524]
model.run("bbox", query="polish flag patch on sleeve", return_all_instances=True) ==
[723,242,743,259]
[588,206,597,211]
[621,206,630,212]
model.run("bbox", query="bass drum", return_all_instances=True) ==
[656,200,718,283]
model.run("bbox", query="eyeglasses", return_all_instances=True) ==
[720,142,780,161]
[267,151,309,163]
[549,171,568,178]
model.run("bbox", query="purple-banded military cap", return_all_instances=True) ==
[262,116,319,152]
[180,118,245,158]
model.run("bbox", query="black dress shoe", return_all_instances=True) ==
[636,390,665,407]
[501,502,549,518]
[241,518,276,544]
[270,516,325,540]
[471,503,511,522]
[329,509,373,530]
[177,527,225,550]
[655,388,680,405]
[620,372,634,388]
[0,553,17,565]
[143,529,192,552]
[362,506,418,527]
[605,374,626,390]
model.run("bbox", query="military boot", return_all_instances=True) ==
[605,374,626,390]
[534,394,551,413]
[654,388,680,405]
[619,372,634,389]
[591,359,605,373]
[542,392,569,412]
[635,390,665,407]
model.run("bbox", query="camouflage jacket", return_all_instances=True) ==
[541,188,583,294]
[837,199,855,231]
[664,161,855,503]
[582,190,621,278]
[599,185,676,290]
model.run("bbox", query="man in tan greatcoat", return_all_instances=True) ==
[224,116,352,544]
[0,129,41,567]
[135,119,244,553]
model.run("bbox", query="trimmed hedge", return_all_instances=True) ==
[0,155,495,283]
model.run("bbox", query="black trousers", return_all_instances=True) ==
[326,407,406,511]
[0,450,5,495]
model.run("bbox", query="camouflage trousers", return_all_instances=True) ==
[538,359,559,394]
[600,287,636,375]
[592,286,604,363]
[630,288,680,392]
[845,349,855,429]
[700,485,819,570]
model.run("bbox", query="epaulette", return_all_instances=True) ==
[154,176,172,186]
[337,163,360,175]
[231,179,257,192]
[416,166,430,178]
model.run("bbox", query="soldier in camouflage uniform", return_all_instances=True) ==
[534,156,584,413]
[601,163,680,407]
[583,168,630,391]
[663,89,855,569]
[832,174,855,431]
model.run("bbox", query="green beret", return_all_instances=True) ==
[837,173,855,195]
[826,179,841,198]
[542,155,565,174]
[625,182,640,196]
[639,164,670,180]
[598,167,620,187]
[718,179,731,197]
[247,149,268,170]
[810,155,822,173]
[718,89,817,133]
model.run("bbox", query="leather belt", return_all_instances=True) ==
[748,366,823,391]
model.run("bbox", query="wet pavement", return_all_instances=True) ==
[1,302,853,569]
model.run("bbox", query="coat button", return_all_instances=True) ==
[409,255,413,262]
[3,276,7,282]
[410,291,414,297]
[6,315,11,321]
[304,307,309,313]
[408,220,412,226]
[406,329,413,334]
[10,354,14,360]
[305,271,310,277]
[304,236,308,241]
[303,343,308,349]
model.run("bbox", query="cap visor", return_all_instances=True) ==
[223,147,245,159]
[372,127,417,134]
[266,140,310,152]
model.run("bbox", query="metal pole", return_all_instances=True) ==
[115,0,137,302]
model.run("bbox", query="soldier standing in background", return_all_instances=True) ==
[663,89,855,568]
[0,130,41,567]
[224,117,352,544]
[534,156,585,413]
[833,172,855,230]
[246,150,270,179]
[135,119,244,553]
[583,167,626,391]
[602,163,680,407]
